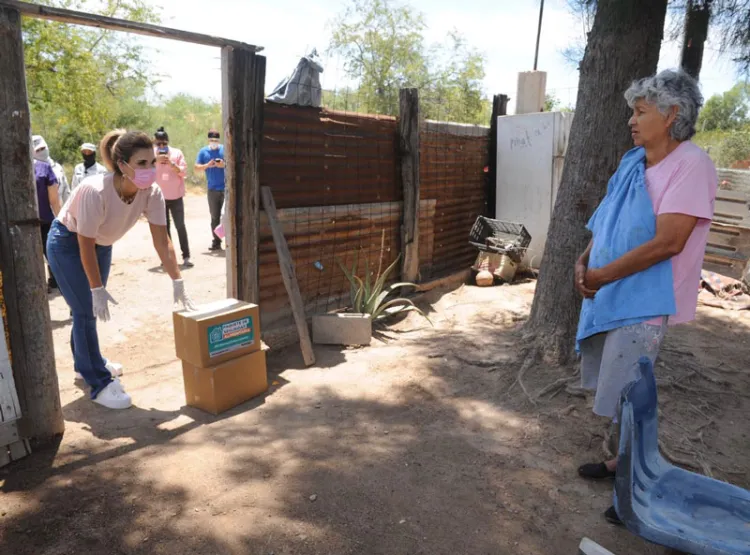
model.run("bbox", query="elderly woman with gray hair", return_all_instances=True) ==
[573,69,717,524]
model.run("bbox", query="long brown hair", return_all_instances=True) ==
[100,129,153,174]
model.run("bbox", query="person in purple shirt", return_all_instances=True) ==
[34,158,61,290]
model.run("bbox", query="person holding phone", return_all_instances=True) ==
[194,129,225,251]
[154,127,192,268]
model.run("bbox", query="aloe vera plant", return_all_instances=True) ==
[337,250,430,323]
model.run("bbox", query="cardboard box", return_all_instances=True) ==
[182,349,268,415]
[174,299,260,368]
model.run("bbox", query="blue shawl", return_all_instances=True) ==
[576,147,675,347]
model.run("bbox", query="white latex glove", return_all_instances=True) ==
[91,287,118,322]
[173,279,197,311]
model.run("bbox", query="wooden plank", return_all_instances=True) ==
[486,94,509,220]
[0,0,261,51]
[399,88,421,283]
[703,222,750,281]
[0,6,63,443]
[222,48,266,303]
[0,446,9,468]
[261,187,315,366]
[0,309,21,423]
[714,190,750,227]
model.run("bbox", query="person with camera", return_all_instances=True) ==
[154,127,192,268]
[194,129,226,251]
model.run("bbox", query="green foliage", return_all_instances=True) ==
[544,93,560,112]
[328,0,489,124]
[694,127,750,167]
[329,0,428,115]
[24,0,161,164]
[337,250,430,323]
[20,1,221,186]
[697,83,750,132]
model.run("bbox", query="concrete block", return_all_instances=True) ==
[313,314,372,346]
[515,70,547,114]
[578,538,616,555]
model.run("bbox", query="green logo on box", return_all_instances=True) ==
[207,316,254,358]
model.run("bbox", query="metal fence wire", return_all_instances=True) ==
[259,78,490,326]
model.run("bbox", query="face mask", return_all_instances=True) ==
[83,153,96,168]
[123,162,156,189]
[209,142,220,150]
[34,148,50,162]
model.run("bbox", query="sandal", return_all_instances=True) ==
[577,462,616,480]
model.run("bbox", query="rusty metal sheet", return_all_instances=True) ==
[420,128,489,278]
[258,104,489,321]
[261,103,400,209]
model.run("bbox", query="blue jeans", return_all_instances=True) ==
[46,220,113,398]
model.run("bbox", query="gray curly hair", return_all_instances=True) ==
[624,69,703,141]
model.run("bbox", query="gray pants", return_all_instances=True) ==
[580,318,667,418]
[207,189,225,246]
[165,198,190,259]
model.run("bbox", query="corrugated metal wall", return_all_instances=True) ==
[259,104,489,325]
[420,122,489,279]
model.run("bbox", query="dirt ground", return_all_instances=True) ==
[1,193,749,555]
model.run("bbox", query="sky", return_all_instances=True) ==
[131,0,742,113]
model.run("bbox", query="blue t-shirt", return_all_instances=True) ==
[196,145,225,192]
[34,160,58,223]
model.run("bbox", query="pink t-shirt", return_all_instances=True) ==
[154,146,187,200]
[645,141,717,325]
[59,173,167,246]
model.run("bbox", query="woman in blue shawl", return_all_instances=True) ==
[573,70,717,525]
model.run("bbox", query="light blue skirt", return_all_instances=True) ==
[580,317,667,418]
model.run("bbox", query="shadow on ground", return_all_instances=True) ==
[2,284,748,555]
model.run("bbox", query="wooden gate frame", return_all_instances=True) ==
[0,0,265,449]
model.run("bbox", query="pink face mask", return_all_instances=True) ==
[123,162,156,189]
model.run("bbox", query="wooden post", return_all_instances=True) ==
[487,94,509,219]
[0,0,260,51]
[398,88,420,283]
[260,187,315,367]
[222,47,266,303]
[0,6,64,444]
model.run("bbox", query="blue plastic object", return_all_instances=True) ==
[614,358,750,555]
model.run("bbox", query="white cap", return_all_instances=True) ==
[80,142,97,151]
[32,135,48,152]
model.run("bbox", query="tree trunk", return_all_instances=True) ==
[680,0,712,80]
[524,0,668,365]
[0,7,64,443]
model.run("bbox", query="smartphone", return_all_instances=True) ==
[158,146,169,156]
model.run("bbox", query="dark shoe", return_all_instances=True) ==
[578,462,616,480]
[604,505,623,526]
[209,243,222,251]
[48,279,58,290]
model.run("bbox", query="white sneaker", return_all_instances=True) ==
[105,361,124,377]
[93,380,132,409]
